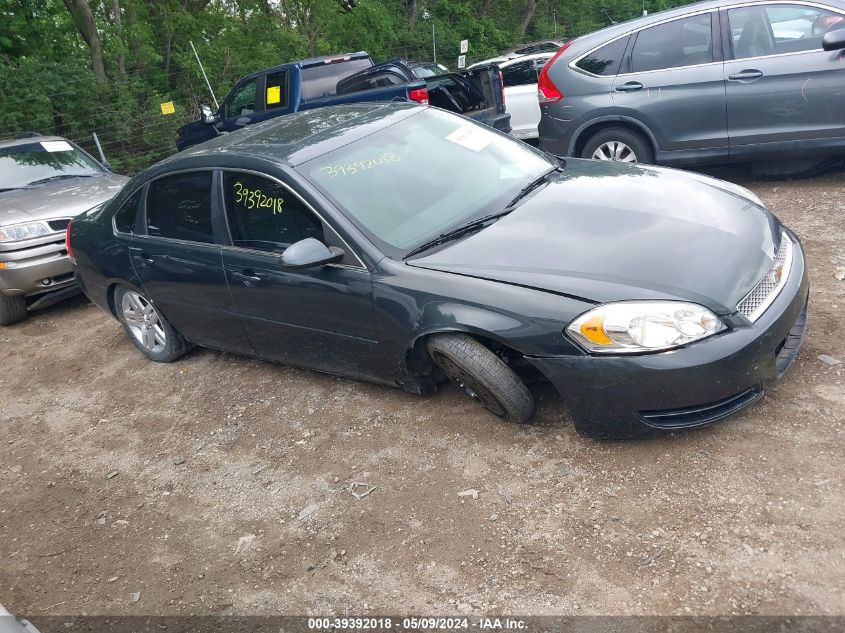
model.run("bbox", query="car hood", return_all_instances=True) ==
[409,160,780,315]
[0,173,128,224]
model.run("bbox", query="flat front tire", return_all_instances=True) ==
[427,334,535,423]
[581,127,654,164]
[0,294,28,326]
[115,285,188,362]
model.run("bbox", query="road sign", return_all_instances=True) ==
[457,55,466,69]
[459,39,469,54]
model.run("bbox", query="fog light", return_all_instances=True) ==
[42,278,52,286]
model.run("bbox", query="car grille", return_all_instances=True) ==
[47,218,72,232]
[737,230,793,322]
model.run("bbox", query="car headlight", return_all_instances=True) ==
[0,221,51,243]
[567,301,726,354]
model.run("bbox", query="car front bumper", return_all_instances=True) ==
[527,235,809,439]
[0,234,76,298]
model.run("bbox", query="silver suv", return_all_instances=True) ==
[0,135,128,325]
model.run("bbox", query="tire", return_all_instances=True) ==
[0,294,28,326]
[581,127,654,164]
[115,285,188,362]
[427,334,535,423]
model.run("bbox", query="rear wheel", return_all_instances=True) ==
[581,127,654,164]
[427,334,535,423]
[0,294,28,326]
[116,285,188,362]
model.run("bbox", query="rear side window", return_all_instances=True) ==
[631,13,714,72]
[502,60,537,87]
[222,172,323,251]
[265,71,288,110]
[146,172,214,243]
[576,36,629,76]
[113,188,142,234]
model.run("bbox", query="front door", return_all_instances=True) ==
[613,11,728,157]
[131,170,253,354]
[723,2,845,159]
[217,170,389,382]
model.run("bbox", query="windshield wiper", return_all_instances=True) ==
[505,167,558,208]
[27,173,96,186]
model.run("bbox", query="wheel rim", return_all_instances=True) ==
[432,352,508,418]
[592,141,638,162]
[121,291,167,353]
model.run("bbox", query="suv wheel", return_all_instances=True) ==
[0,294,28,326]
[582,127,654,164]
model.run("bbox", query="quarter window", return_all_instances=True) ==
[631,13,714,73]
[146,172,214,243]
[502,60,537,87]
[576,36,629,76]
[222,172,323,252]
[729,4,844,59]
[113,187,142,234]
[226,78,258,118]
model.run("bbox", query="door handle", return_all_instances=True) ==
[129,248,154,265]
[615,82,644,92]
[728,69,763,81]
[231,269,265,287]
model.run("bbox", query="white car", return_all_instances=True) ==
[499,52,555,140]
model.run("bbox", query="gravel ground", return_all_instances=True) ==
[1,167,843,617]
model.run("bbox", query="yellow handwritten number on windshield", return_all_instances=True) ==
[319,152,401,179]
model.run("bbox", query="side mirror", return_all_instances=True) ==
[200,104,219,124]
[823,28,845,51]
[281,238,344,269]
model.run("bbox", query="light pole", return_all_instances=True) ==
[422,9,437,64]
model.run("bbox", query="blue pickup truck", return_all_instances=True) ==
[176,51,511,151]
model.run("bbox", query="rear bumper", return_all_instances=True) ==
[527,239,809,439]
[537,108,578,156]
[0,237,75,297]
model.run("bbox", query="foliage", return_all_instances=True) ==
[0,0,694,173]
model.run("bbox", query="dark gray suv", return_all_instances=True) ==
[537,0,845,168]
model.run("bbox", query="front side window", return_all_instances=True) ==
[300,108,552,259]
[114,187,143,234]
[265,71,288,110]
[729,4,844,59]
[631,13,714,73]
[0,140,103,190]
[226,78,258,118]
[146,172,214,243]
[576,36,629,76]
[222,172,323,252]
[502,60,537,87]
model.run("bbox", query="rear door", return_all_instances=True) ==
[217,170,388,382]
[722,2,845,159]
[502,55,553,139]
[131,170,253,354]
[612,10,729,158]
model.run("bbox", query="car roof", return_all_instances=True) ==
[0,135,70,149]
[237,51,371,83]
[159,103,422,172]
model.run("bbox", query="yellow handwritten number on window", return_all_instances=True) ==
[233,181,284,214]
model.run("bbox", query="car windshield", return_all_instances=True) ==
[300,108,552,258]
[0,140,103,190]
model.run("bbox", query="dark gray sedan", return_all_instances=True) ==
[69,104,808,439]
[537,0,845,170]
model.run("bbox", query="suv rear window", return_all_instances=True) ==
[631,13,714,73]
[300,58,374,101]
[576,36,629,76]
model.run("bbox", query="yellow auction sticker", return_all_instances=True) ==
[266,86,281,105]
[160,101,175,115]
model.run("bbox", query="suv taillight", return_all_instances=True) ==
[537,41,573,105]
[408,87,429,105]
[65,221,74,262]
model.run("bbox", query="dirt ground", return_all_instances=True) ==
[1,167,843,618]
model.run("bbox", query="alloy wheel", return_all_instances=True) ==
[592,141,638,162]
[121,291,167,353]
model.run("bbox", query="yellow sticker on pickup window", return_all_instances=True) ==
[319,152,401,179]
[160,101,175,115]
[233,181,284,214]
[266,86,281,105]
